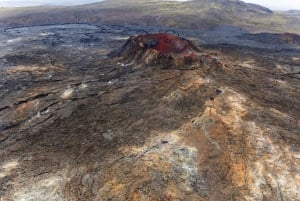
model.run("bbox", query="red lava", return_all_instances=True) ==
[135,33,192,55]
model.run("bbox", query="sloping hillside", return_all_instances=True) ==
[0,0,300,33]
[279,10,300,18]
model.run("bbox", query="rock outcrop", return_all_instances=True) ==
[281,32,300,45]
[111,33,202,68]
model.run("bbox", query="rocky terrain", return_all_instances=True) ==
[1,1,300,201]
[0,20,299,201]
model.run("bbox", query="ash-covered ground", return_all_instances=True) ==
[0,24,300,201]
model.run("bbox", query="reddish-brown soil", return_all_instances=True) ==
[135,33,191,55]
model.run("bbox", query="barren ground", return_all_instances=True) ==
[0,24,299,200]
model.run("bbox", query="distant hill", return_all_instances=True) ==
[279,10,300,18]
[0,0,300,33]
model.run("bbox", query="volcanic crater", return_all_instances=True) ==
[111,33,204,68]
